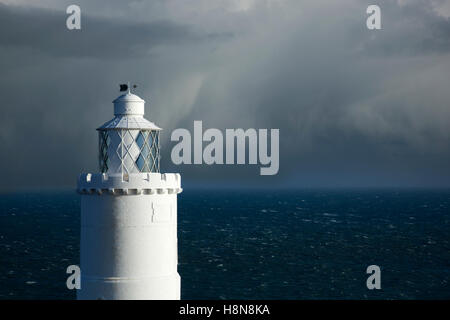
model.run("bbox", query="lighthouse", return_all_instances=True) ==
[76,85,182,300]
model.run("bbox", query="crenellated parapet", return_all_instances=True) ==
[77,172,182,195]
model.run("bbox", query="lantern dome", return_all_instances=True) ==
[113,92,145,116]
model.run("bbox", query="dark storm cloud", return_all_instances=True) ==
[0,2,233,190]
[359,1,450,56]
[0,3,229,59]
[0,0,449,190]
[161,0,450,187]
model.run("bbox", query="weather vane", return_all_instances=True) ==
[119,82,137,92]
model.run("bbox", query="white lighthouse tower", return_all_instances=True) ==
[76,85,182,300]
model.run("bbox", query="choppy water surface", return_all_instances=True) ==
[0,189,449,299]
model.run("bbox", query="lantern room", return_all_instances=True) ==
[97,89,161,174]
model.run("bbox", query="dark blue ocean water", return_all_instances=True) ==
[0,189,449,300]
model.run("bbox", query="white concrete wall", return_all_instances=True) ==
[77,187,180,300]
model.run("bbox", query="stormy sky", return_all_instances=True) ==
[0,0,449,190]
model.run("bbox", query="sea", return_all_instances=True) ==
[0,189,449,300]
